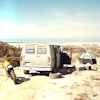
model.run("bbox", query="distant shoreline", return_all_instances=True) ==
[6,42,100,48]
[5,41,100,44]
[1,38,100,44]
[1,39,100,47]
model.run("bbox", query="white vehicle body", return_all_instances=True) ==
[20,43,61,73]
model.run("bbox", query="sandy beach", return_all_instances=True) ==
[0,67,100,100]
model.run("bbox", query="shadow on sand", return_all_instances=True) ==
[30,72,50,76]
[30,67,76,77]
[15,77,30,84]
[56,67,76,75]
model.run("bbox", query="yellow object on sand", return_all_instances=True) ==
[3,61,10,68]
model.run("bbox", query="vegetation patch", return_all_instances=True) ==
[0,41,21,67]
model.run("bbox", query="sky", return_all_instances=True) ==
[0,0,100,42]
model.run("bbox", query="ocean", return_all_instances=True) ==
[0,38,100,43]
[0,38,100,46]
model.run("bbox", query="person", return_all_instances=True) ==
[2,59,17,84]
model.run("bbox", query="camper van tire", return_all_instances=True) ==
[52,67,57,73]
[24,70,29,74]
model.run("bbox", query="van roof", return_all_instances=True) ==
[25,43,60,46]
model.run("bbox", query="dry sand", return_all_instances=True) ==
[0,67,100,100]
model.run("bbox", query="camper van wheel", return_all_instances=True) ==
[24,70,29,74]
[52,68,57,73]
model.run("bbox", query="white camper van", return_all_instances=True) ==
[20,43,62,74]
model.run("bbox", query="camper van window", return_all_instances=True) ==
[26,45,35,53]
[37,48,46,54]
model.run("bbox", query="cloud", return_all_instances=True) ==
[0,20,39,39]
[16,24,39,38]
[0,17,100,41]
[0,20,17,38]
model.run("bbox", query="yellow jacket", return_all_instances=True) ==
[3,61,10,68]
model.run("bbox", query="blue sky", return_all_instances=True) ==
[0,0,100,42]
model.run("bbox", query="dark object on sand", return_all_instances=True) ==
[7,66,17,84]
[49,73,62,79]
